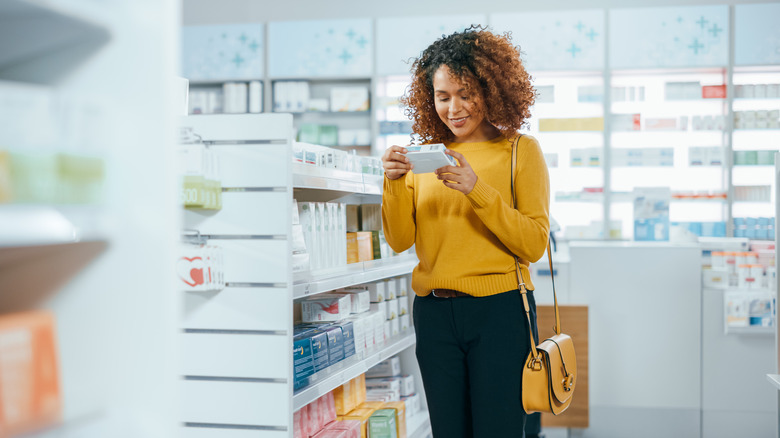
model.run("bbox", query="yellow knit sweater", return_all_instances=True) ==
[382,134,550,297]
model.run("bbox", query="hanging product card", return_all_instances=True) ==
[178,244,225,292]
[633,187,671,241]
[268,19,372,77]
[610,5,728,68]
[181,23,264,80]
[491,9,605,71]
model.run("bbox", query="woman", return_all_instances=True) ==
[381,26,550,437]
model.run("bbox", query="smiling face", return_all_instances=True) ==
[432,64,497,143]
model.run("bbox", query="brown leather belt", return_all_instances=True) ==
[430,289,471,298]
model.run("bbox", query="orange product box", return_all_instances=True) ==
[356,232,373,262]
[346,233,359,264]
[334,379,357,415]
[358,400,385,411]
[383,401,407,438]
[0,311,61,437]
[356,374,366,406]
[339,407,374,438]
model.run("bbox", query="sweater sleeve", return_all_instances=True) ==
[382,172,416,253]
[465,136,550,263]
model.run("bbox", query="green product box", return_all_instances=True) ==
[319,125,339,146]
[298,124,321,144]
[182,175,206,208]
[368,409,397,438]
[371,230,382,260]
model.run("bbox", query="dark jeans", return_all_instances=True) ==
[413,289,539,438]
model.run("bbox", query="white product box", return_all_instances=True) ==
[385,279,397,300]
[366,282,386,303]
[348,315,367,359]
[703,268,729,289]
[301,294,351,322]
[366,389,399,402]
[370,301,387,319]
[384,320,391,341]
[405,144,456,174]
[401,393,421,414]
[335,288,371,314]
[366,377,402,394]
[399,314,410,331]
[398,297,409,318]
[330,86,369,112]
[400,375,416,397]
[372,311,385,348]
[390,318,399,336]
[367,356,402,378]
[386,299,399,320]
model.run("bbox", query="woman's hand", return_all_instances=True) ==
[382,145,413,180]
[435,149,477,195]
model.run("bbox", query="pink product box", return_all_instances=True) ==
[325,419,361,438]
[307,392,336,435]
[312,429,349,438]
[302,294,352,322]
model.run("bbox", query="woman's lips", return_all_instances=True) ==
[450,116,468,128]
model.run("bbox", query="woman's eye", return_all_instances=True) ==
[461,95,470,100]
[439,98,449,102]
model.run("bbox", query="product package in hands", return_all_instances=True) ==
[405,143,456,173]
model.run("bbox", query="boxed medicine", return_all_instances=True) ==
[399,314,410,331]
[325,326,345,365]
[368,409,398,438]
[293,336,314,390]
[370,300,387,320]
[382,401,407,438]
[302,294,352,323]
[401,393,421,415]
[366,377,402,395]
[334,379,358,415]
[365,282,387,302]
[334,321,356,359]
[367,356,401,378]
[372,311,386,347]
[398,297,409,318]
[390,318,399,336]
[386,298,399,320]
[385,279,397,300]
[340,408,373,438]
[308,330,330,372]
[400,375,415,397]
[325,419,362,438]
[335,288,371,314]
[348,315,367,357]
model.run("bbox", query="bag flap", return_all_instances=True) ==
[538,333,577,403]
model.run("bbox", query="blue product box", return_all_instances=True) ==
[324,326,345,365]
[293,336,314,390]
[309,330,330,372]
[634,217,669,241]
[334,321,356,359]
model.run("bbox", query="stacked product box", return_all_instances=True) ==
[366,356,422,425]
[294,391,365,438]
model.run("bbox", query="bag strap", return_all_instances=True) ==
[510,136,560,363]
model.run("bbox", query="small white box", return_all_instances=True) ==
[384,320,392,341]
[367,356,402,378]
[400,375,416,397]
[366,377,401,393]
[386,298,399,320]
[373,312,386,347]
[348,315,367,359]
[703,268,729,289]
[370,301,387,319]
[398,297,409,318]
[301,294,351,322]
[401,393,421,414]
[335,288,371,314]
[399,314,410,331]
[366,282,386,302]
[405,144,456,174]
[366,389,400,402]
[385,279,397,300]
[390,318,399,336]
[331,86,369,112]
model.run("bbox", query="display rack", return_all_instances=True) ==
[179,113,428,437]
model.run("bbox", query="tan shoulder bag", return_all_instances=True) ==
[510,135,577,415]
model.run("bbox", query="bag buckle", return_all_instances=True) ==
[527,355,543,371]
[563,374,574,391]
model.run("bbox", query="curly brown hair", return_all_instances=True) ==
[401,25,535,144]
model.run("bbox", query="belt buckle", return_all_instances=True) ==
[431,289,446,298]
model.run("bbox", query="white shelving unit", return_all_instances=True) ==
[179,113,430,438]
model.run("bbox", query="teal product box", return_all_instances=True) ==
[368,409,398,438]
[325,326,345,365]
[309,330,330,372]
[334,321,356,359]
[293,336,314,390]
